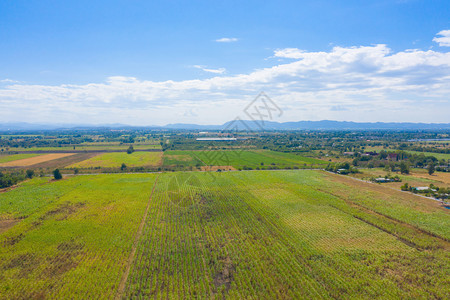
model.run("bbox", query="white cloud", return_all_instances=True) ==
[274,48,306,59]
[0,79,19,83]
[433,30,450,47]
[1,39,450,125]
[215,37,238,43]
[193,65,226,74]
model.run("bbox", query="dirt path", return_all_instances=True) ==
[115,174,160,299]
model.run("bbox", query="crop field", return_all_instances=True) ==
[0,174,157,299]
[0,153,76,167]
[163,150,327,169]
[1,170,448,299]
[8,144,161,152]
[0,154,43,164]
[69,152,163,168]
[353,168,450,189]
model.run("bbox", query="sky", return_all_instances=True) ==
[0,0,449,126]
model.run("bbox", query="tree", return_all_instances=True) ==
[121,163,127,171]
[401,183,409,191]
[53,169,62,180]
[400,161,409,174]
[127,146,134,154]
[26,169,34,179]
[427,163,435,175]
[74,168,79,175]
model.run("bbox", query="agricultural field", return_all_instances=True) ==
[0,153,76,167]
[0,174,158,299]
[163,150,327,169]
[1,170,448,299]
[0,154,43,164]
[7,144,161,152]
[351,168,450,189]
[69,152,163,168]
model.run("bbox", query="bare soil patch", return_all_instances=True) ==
[31,152,100,169]
[0,153,76,167]
[0,219,19,234]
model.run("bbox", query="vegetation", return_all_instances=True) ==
[1,171,448,298]
[0,129,449,298]
[0,171,26,188]
[69,152,163,169]
[53,169,62,180]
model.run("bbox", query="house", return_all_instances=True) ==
[375,178,392,183]
[337,169,348,174]
[414,186,437,192]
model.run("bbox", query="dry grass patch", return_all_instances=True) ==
[0,153,76,167]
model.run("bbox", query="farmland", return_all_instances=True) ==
[69,152,163,168]
[0,153,76,167]
[0,154,43,163]
[1,170,448,299]
[163,150,327,170]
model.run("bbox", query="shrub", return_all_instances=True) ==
[53,169,62,180]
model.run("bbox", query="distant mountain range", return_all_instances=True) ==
[1,120,450,131]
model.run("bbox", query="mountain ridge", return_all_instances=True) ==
[1,120,450,131]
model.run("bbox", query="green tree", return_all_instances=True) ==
[26,169,34,179]
[53,169,62,180]
[121,163,127,171]
[427,163,435,175]
[400,161,409,174]
[74,168,79,175]
[401,183,409,191]
[127,146,134,154]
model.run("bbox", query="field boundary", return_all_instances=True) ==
[115,174,160,299]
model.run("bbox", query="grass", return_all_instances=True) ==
[1,170,448,298]
[352,167,450,188]
[163,149,328,169]
[0,154,43,163]
[364,146,450,161]
[402,150,450,161]
[69,152,163,168]
[0,174,157,299]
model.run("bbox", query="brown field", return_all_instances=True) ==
[352,168,450,189]
[323,171,446,212]
[0,153,76,167]
[33,153,101,169]
[411,170,450,186]
[0,219,18,234]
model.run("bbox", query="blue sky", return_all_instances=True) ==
[1,0,449,125]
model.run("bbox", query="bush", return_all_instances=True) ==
[53,169,62,180]
[26,169,34,179]
[127,146,134,154]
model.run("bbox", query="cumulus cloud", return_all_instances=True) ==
[1,40,450,124]
[193,65,226,74]
[215,37,238,43]
[433,30,450,47]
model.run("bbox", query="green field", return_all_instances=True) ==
[1,170,448,299]
[69,152,163,168]
[403,150,450,161]
[0,174,157,298]
[0,154,43,163]
[163,150,327,169]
